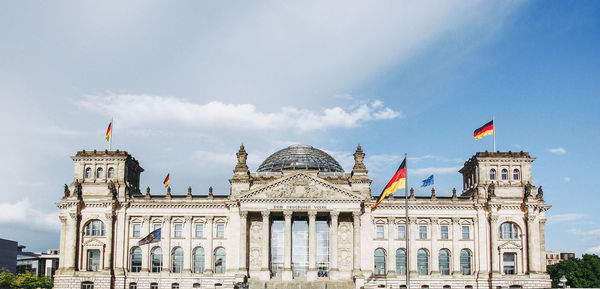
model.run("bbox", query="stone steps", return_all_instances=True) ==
[249,280,355,289]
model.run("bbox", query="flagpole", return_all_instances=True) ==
[109,117,113,151]
[404,152,410,289]
[493,116,496,152]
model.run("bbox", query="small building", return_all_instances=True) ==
[0,238,18,273]
[16,249,60,277]
[546,252,575,266]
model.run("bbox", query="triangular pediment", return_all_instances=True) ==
[238,172,364,201]
[498,240,522,250]
[82,238,105,247]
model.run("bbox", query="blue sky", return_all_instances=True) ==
[0,1,599,255]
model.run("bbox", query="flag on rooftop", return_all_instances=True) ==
[371,157,406,209]
[163,173,170,188]
[421,175,434,187]
[105,121,112,141]
[474,120,494,140]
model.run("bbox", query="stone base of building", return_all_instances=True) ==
[362,275,551,289]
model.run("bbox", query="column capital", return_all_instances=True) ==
[539,218,547,225]
[104,213,114,221]
[431,217,439,224]
[451,217,460,223]
[330,210,340,218]
[69,212,78,220]
[184,216,193,223]
[387,216,395,223]
[142,216,151,223]
[205,216,214,222]
[352,211,361,218]
[526,215,537,223]
[240,210,248,218]
[59,215,68,224]
[283,210,293,218]
[408,217,418,224]
[489,215,499,224]
[308,210,317,218]
[261,210,270,218]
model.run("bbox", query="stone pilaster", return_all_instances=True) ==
[430,217,440,276]
[261,211,270,274]
[489,215,500,274]
[204,216,214,275]
[283,211,293,280]
[162,216,172,273]
[308,211,317,279]
[329,211,339,279]
[387,217,397,277]
[451,217,460,275]
[527,215,538,274]
[408,217,417,277]
[183,216,193,274]
[141,216,150,272]
[239,211,248,274]
[103,213,114,271]
[352,211,361,276]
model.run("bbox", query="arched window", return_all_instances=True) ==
[130,247,142,272]
[87,250,101,271]
[129,283,137,289]
[443,286,451,289]
[499,222,520,239]
[150,283,158,289]
[96,167,104,178]
[417,249,429,275]
[460,249,472,275]
[81,281,94,289]
[513,169,520,180]
[395,249,406,275]
[172,247,184,273]
[151,247,162,272]
[193,284,201,289]
[374,248,386,275]
[108,167,115,178]
[85,167,92,179]
[171,284,179,289]
[214,247,226,273]
[501,169,508,180]
[85,220,105,236]
[490,169,496,180]
[439,249,450,275]
[193,247,205,273]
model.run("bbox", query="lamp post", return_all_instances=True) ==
[559,275,567,289]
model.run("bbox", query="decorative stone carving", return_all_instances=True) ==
[524,182,533,198]
[240,211,248,218]
[409,188,415,200]
[59,215,68,224]
[431,187,436,199]
[63,184,70,198]
[187,187,192,197]
[249,221,263,270]
[487,183,496,198]
[250,248,261,268]
[489,215,499,224]
[208,187,213,199]
[143,216,150,223]
[69,212,78,220]
[527,215,536,223]
[452,188,457,200]
[184,216,193,223]
[409,217,418,224]
[105,213,113,221]
[451,217,460,224]
[351,144,367,174]
[338,223,351,244]
[338,248,352,269]
[536,186,544,200]
[166,187,172,198]
[431,217,439,224]
[234,144,249,173]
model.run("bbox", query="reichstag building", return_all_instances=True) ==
[54,144,551,289]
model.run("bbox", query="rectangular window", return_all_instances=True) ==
[376,225,384,239]
[153,223,161,232]
[87,250,100,271]
[503,253,516,275]
[150,284,158,289]
[129,283,137,289]
[419,225,427,239]
[132,224,140,237]
[440,226,449,239]
[216,223,225,238]
[397,225,406,240]
[81,282,94,289]
[462,226,470,239]
[174,224,183,238]
[195,224,204,238]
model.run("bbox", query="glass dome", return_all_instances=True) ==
[257,144,344,173]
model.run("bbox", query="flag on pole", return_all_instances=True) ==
[163,174,170,188]
[371,157,406,209]
[421,175,434,187]
[105,122,112,141]
[138,228,161,245]
[474,120,494,140]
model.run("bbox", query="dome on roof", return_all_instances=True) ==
[257,144,344,173]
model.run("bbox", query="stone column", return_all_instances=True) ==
[141,216,151,272]
[308,211,317,279]
[408,217,417,276]
[261,211,270,273]
[430,217,439,276]
[489,216,500,274]
[352,211,361,276]
[283,211,293,280]
[239,211,248,274]
[387,217,397,276]
[527,215,538,274]
[329,211,339,279]
[204,216,214,275]
[65,212,79,271]
[451,217,460,275]
[57,215,68,272]
[163,217,172,272]
[183,216,193,274]
[539,218,547,273]
[103,213,114,271]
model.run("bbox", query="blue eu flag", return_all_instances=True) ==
[421,175,434,187]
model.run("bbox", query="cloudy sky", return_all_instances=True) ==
[0,1,599,256]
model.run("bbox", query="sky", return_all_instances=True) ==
[0,1,599,256]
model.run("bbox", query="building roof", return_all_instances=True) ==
[257,144,344,173]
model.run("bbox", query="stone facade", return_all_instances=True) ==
[55,146,551,289]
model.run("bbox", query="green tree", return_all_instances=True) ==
[11,271,38,289]
[0,269,15,288]
[36,275,53,289]
[547,254,600,288]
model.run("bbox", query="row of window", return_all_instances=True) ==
[128,246,226,274]
[490,168,520,180]
[375,222,519,240]
[374,248,472,276]
[131,223,225,238]
[84,167,115,179]
[83,282,198,289]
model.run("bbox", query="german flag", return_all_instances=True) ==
[371,158,406,209]
[163,173,170,188]
[474,120,494,140]
[106,122,112,141]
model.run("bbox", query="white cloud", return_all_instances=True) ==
[548,147,567,155]
[78,95,402,133]
[587,246,600,254]
[548,213,586,224]
[0,198,59,231]
[410,166,462,176]
[564,177,571,183]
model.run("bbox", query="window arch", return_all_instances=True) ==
[513,169,520,180]
[417,249,429,275]
[85,220,105,236]
[374,248,386,275]
[395,249,406,275]
[151,247,162,273]
[193,247,205,273]
[85,167,92,179]
[108,167,115,178]
[214,247,226,273]
[130,247,142,272]
[172,247,184,273]
[96,167,104,178]
[490,169,496,180]
[439,249,450,275]
[499,222,520,239]
[460,249,472,275]
[501,169,508,180]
